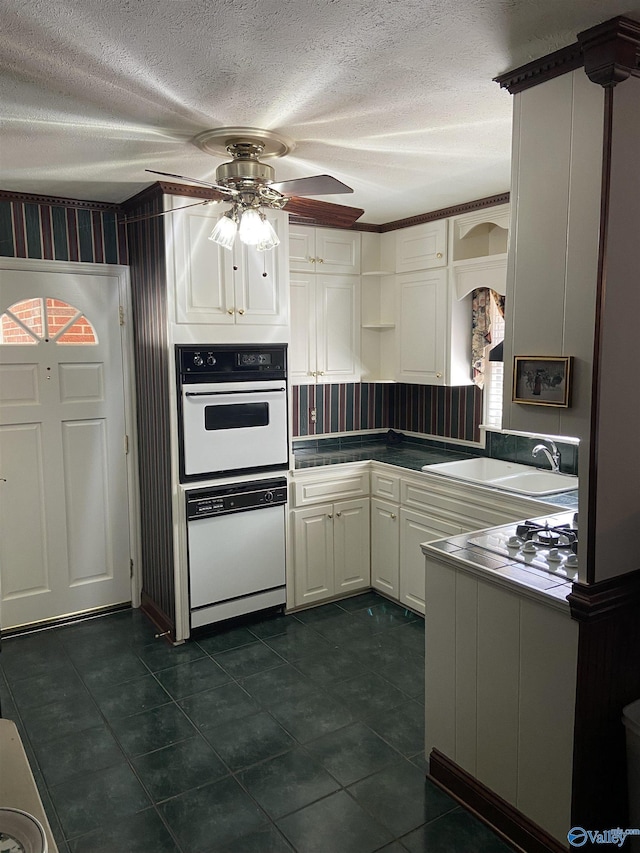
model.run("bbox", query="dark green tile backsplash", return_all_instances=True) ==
[485,430,578,475]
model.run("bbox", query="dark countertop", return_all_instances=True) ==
[292,437,579,510]
[293,439,473,472]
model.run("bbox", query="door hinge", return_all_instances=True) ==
[119,305,125,326]
[130,559,134,579]
[124,434,129,454]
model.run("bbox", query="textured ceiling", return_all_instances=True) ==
[1,0,639,224]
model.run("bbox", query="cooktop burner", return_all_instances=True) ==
[468,511,579,581]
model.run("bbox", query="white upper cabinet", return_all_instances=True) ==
[289,273,361,384]
[290,225,361,274]
[396,269,448,384]
[395,219,447,273]
[170,198,289,327]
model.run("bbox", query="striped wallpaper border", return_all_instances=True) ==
[291,382,482,443]
[0,199,128,265]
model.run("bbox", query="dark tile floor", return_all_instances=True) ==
[0,593,514,853]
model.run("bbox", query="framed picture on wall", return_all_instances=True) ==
[512,356,572,407]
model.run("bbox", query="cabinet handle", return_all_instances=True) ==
[238,308,245,315]
[309,257,316,264]
[316,257,324,264]
[336,511,342,518]
[317,371,325,376]
[308,371,316,376]
[233,265,238,271]
[227,308,235,315]
[391,513,397,520]
[327,513,333,519]
[436,372,442,378]
[436,252,443,259]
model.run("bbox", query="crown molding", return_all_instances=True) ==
[2,184,509,234]
[495,15,640,95]
[578,15,640,88]
[379,193,510,232]
[0,189,122,212]
[494,43,583,94]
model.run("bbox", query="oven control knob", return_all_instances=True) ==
[193,354,204,367]
[548,548,562,562]
[206,355,216,366]
[566,554,578,568]
[522,541,536,553]
[508,536,520,547]
[264,491,274,502]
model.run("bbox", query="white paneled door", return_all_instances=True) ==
[0,260,134,630]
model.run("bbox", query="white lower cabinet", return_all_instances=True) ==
[371,498,461,613]
[371,499,399,598]
[293,497,370,607]
[399,509,461,614]
[290,461,559,613]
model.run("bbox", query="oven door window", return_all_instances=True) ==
[204,402,269,431]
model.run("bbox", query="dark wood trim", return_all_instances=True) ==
[586,86,614,586]
[569,568,640,622]
[429,749,568,853]
[379,193,510,232]
[493,43,583,95]
[570,585,640,829]
[0,189,123,212]
[577,16,640,88]
[140,591,175,643]
[122,181,220,210]
[289,216,381,233]
[123,183,509,233]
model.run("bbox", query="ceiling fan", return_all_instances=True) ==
[130,127,365,250]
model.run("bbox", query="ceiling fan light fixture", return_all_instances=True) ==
[209,209,237,250]
[238,207,265,246]
[255,214,280,252]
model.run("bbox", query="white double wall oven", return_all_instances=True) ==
[176,344,289,631]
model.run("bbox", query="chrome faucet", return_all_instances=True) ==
[532,440,561,473]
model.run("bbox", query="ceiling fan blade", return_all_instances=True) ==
[145,169,237,196]
[270,175,353,197]
[284,196,364,228]
[119,199,220,225]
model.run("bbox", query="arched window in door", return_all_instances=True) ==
[0,298,98,345]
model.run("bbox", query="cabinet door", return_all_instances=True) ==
[235,212,288,325]
[399,508,461,614]
[333,498,370,594]
[289,225,316,271]
[289,275,316,384]
[172,202,235,325]
[371,499,399,599]
[315,230,361,274]
[396,220,447,273]
[316,275,361,383]
[396,270,447,385]
[293,505,334,606]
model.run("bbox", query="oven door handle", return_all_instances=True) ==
[185,388,286,398]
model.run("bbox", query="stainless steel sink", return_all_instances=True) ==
[422,457,578,496]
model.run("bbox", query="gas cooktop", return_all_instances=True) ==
[468,511,579,581]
